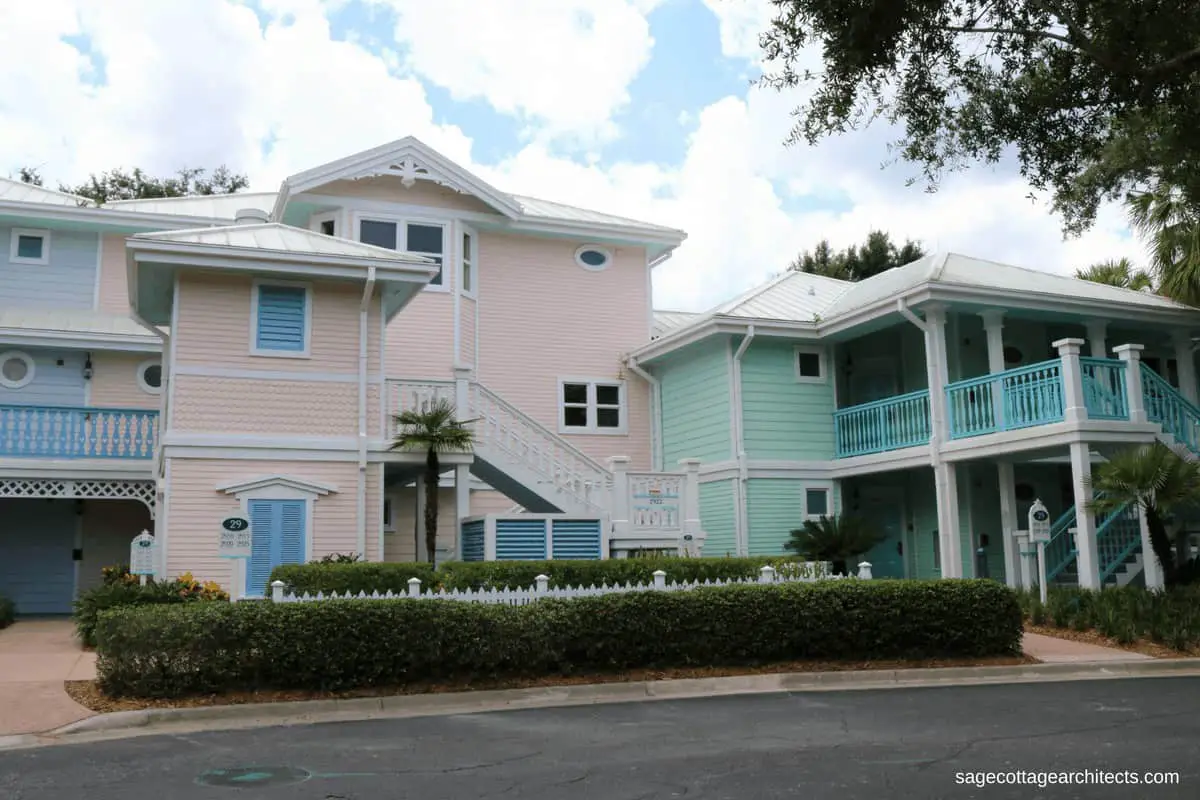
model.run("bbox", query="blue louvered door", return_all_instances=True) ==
[245,499,307,597]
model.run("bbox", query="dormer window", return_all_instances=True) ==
[358,216,446,288]
[9,228,50,265]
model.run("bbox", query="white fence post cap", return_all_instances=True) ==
[407,577,422,584]
[271,580,285,587]
[652,569,667,577]
[535,574,550,581]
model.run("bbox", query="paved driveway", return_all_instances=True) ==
[0,619,96,735]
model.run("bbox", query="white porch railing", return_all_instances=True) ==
[270,562,871,604]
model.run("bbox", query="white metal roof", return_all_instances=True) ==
[104,192,277,219]
[0,177,93,207]
[513,194,684,236]
[0,307,158,340]
[711,270,854,321]
[652,310,702,338]
[130,222,436,263]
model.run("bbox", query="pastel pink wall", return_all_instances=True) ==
[97,234,131,313]
[460,295,477,367]
[89,352,161,409]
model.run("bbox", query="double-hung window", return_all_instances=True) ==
[559,380,625,434]
[359,217,446,287]
[252,282,311,356]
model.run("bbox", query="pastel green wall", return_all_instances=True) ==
[657,338,733,467]
[740,338,835,459]
[698,479,737,556]
[745,479,804,555]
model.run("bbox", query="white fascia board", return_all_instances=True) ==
[129,248,438,285]
[0,329,162,353]
[0,199,230,231]
[631,316,819,363]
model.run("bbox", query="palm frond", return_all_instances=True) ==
[390,398,476,453]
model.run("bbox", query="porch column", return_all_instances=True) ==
[924,305,951,441]
[454,464,470,562]
[1068,441,1101,589]
[933,462,963,578]
[1172,331,1199,406]
[1053,338,1088,422]
[1085,321,1108,359]
[980,310,1020,585]
[1114,344,1147,423]
[1138,504,1165,589]
[924,305,961,578]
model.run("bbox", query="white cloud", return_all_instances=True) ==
[701,0,774,61]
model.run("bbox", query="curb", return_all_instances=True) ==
[35,658,1200,743]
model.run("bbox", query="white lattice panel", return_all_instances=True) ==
[0,478,156,514]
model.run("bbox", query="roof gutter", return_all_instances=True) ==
[357,267,377,560]
[731,325,756,556]
[897,297,927,331]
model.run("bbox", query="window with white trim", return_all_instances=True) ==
[460,229,476,297]
[359,217,446,287]
[804,487,830,519]
[9,228,50,265]
[137,359,163,395]
[575,244,612,271]
[311,213,338,237]
[795,345,827,382]
[559,380,625,433]
[251,282,311,356]
[0,350,35,389]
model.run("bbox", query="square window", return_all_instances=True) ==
[559,380,626,434]
[16,235,43,260]
[319,219,335,236]
[10,228,49,264]
[564,406,588,427]
[596,408,621,428]
[797,351,823,379]
[360,220,397,250]
[595,384,620,406]
[805,488,829,517]
[562,383,588,404]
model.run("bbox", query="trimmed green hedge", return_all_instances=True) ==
[95,579,1021,697]
[0,594,13,630]
[73,571,228,647]
[269,556,807,596]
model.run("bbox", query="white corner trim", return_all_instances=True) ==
[0,349,36,389]
[9,227,51,265]
[217,474,339,496]
[249,278,313,359]
[136,358,163,395]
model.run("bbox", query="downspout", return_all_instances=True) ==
[732,325,756,556]
[358,267,376,560]
[624,358,662,471]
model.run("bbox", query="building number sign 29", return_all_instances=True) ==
[219,516,253,559]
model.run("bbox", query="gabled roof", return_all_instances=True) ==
[513,194,684,237]
[105,192,277,219]
[0,177,93,207]
[652,310,702,338]
[216,474,339,495]
[129,222,436,264]
[275,136,524,219]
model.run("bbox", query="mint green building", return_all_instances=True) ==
[632,253,1200,589]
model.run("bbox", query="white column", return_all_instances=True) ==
[1085,321,1108,359]
[1053,338,1088,423]
[1114,344,1146,423]
[924,305,951,441]
[1137,504,1164,589]
[997,463,1020,587]
[608,455,631,547]
[454,463,470,562]
[453,365,471,414]
[923,306,961,578]
[1068,441,1101,589]
[1014,531,1033,590]
[1172,331,1199,406]
[933,462,962,578]
[679,458,703,555]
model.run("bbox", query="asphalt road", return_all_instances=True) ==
[2,677,1198,799]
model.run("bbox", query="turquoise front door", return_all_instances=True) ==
[858,487,906,578]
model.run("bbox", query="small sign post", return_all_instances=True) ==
[218,515,253,559]
[1028,499,1052,604]
[129,530,156,585]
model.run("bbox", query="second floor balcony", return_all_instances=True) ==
[0,405,159,460]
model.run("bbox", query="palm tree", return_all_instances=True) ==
[784,515,885,576]
[389,398,475,564]
[1087,441,1200,588]
[1127,184,1200,306]
[1074,258,1154,292]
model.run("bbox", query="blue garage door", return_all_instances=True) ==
[0,500,76,614]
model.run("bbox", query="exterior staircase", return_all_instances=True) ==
[387,379,611,516]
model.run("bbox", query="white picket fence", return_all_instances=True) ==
[269,561,873,605]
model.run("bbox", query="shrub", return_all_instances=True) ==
[269,562,438,596]
[73,571,228,647]
[1019,584,1200,653]
[94,578,1022,697]
[0,594,13,629]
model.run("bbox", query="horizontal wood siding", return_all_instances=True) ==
[741,339,835,460]
[0,226,98,310]
[469,489,518,515]
[476,231,652,468]
[0,348,86,406]
[658,338,732,465]
[698,479,736,557]
[384,221,457,379]
[98,233,132,313]
[89,352,160,409]
[383,486,460,561]
[163,459,362,587]
[745,478,803,556]
[461,296,477,368]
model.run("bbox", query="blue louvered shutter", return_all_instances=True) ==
[278,500,306,565]
[255,285,307,352]
[246,500,279,597]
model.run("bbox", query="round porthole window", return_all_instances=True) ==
[0,351,35,390]
[137,360,163,395]
[1003,346,1023,365]
[574,245,613,271]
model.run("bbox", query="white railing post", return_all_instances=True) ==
[271,580,285,602]
[535,574,549,594]
[484,515,497,560]
[453,366,471,416]
[857,561,873,580]
[1113,343,1146,423]
[678,458,704,556]
[652,569,666,589]
[407,577,422,598]
[758,565,776,584]
[1053,338,1088,422]
[608,456,631,549]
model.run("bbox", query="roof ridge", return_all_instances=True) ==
[0,176,94,205]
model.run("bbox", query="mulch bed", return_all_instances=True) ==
[65,654,1035,714]
[1024,623,1200,659]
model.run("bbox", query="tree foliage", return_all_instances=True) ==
[1128,184,1200,305]
[789,229,924,281]
[759,1,1200,235]
[17,163,248,204]
[1074,257,1154,292]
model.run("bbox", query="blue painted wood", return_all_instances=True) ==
[0,349,87,406]
[460,520,486,562]
[0,227,99,310]
[1141,365,1200,455]
[946,359,1064,439]
[1080,358,1129,420]
[0,499,76,614]
[495,518,547,560]
[246,499,306,597]
[0,405,158,459]
[255,286,307,352]
[833,389,931,458]
[550,519,602,559]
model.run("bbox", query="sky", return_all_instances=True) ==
[0,0,1146,313]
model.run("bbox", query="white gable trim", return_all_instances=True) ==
[216,474,339,497]
[276,137,522,220]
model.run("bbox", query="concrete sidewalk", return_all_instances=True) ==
[0,620,96,736]
[1022,631,1154,663]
